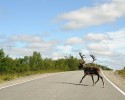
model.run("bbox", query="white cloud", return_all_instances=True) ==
[106,29,125,50]
[50,45,74,60]
[87,43,109,52]
[0,34,58,58]
[66,37,84,45]
[1,28,125,69]
[84,28,125,69]
[10,34,43,43]
[85,29,125,51]
[56,0,125,30]
[50,28,125,69]
[57,45,72,54]
[85,33,110,42]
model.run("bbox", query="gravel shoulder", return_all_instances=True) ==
[103,71,125,92]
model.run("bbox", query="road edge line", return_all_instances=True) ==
[102,71,125,96]
[0,72,63,90]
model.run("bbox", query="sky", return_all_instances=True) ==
[0,0,125,70]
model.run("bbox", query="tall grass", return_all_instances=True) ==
[0,69,63,83]
[117,68,125,78]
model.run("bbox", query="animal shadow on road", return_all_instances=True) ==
[56,82,90,87]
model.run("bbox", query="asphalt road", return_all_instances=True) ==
[0,71,125,100]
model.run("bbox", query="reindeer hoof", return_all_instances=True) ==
[103,84,105,88]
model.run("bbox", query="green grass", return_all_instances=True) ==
[0,74,18,83]
[117,69,125,78]
[0,69,64,83]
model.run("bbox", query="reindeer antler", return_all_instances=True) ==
[90,55,97,63]
[79,52,86,63]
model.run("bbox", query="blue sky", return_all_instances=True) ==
[0,0,125,69]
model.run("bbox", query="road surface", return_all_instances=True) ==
[0,71,125,100]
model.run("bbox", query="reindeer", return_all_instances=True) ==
[79,52,105,87]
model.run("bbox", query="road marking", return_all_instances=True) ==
[102,72,125,96]
[0,72,62,90]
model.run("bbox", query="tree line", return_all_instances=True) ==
[0,49,112,76]
[0,49,79,75]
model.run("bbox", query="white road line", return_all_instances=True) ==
[0,73,62,90]
[102,71,125,96]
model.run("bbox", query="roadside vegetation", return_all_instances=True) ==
[117,67,125,78]
[0,49,111,83]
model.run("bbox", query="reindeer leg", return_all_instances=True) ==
[95,75,99,85]
[99,75,105,88]
[91,75,95,86]
[79,74,86,83]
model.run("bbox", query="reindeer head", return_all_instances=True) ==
[79,52,86,68]
[79,52,97,68]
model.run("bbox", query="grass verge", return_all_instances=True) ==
[117,69,125,78]
[0,69,64,83]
